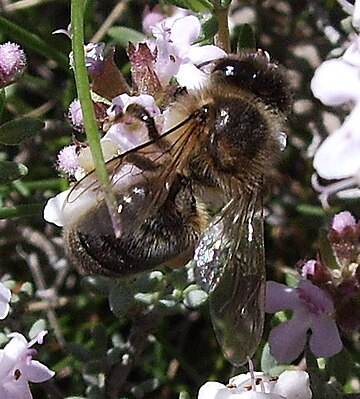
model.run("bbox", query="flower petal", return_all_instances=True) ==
[0,282,11,320]
[309,314,343,358]
[198,382,232,399]
[43,189,70,227]
[176,62,208,89]
[0,333,27,380]
[313,106,360,179]
[188,45,227,65]
[1,379,33,399]
[273,370,312,399]
[265,281,299,313]
[311,59,360,105]
[268,313,310,363]
[171,16,200,47]
[23,360,55,383]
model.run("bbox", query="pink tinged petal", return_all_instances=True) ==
[0,334,27,380]
[170,16,201,47]
[301,260,317,278]
[22,360,55,383]
[311,59,360,105]
[28,330,48,348]
[331,211,356,232]
[298,280,334,314]
[188,45,227,65]
[265,281,299,313]
[1,379,33,399]
[176,62,208,89]
[198,382,232,399]
[309,314,343,358]
[273,371,312,399]
[268,313,310,363]
[0,282,11,320]
[313,108,360,179]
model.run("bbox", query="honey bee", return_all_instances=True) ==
[63,50,291,366]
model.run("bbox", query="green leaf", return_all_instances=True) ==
[237,23,256,51]
[0,89,5,118]
[0,117,44,145]
[107,27,146,47]
[108,283,133,318]
[0,161,28,183]
[318,228,340,270]
[0,16,69,72]
[163,0,213,12]
[81,276,115,296]
[28,319,46,340]
[201,16,219,41]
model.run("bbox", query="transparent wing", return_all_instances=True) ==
[61,114,205,233]
[194,189,265,366]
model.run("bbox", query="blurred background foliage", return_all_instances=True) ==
[0,0,359,398]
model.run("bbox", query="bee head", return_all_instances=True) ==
[211,52,292,114]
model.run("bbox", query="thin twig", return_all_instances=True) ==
[90,0,129,43]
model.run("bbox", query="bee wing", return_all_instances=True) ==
[194,189,265,366]
[61,113,204,232]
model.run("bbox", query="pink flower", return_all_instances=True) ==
[103,93,161,152]
[0,331,55,399]
[331,211,357,233]
[265,280,343,363]
[150,15,226,88]
[0,42,26,88]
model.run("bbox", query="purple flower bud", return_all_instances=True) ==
[56,145,80,176]
[68,99,84,128]
[0,42,26,88]
[331,211,356,233]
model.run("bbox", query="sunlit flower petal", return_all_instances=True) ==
[0,282,11,320]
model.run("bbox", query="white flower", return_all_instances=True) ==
[0,331,55,399]
[151,15,226,88]
[198,370,312,399]
[311,34,360,205]
[0,282,11,320]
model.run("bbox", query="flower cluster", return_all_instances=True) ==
[266,211,360,363]
[0,281,54,398]
[311,17,360,206]
[0,42,26,89]
[44,12,226,227]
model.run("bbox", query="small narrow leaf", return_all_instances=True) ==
[237,24,256,51]
[0,118,44,145]
[0,161,28,183]
[107,27,146,48]
[164,0,213,12]
[0,89,5,118]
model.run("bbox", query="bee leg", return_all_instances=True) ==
[125,103,161,141]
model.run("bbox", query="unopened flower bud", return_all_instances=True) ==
[0,42,26,88]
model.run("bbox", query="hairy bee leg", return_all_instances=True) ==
[125,103,161,141]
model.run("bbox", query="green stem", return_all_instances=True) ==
[212,0,230,53]
[70,0,122,237]
[0,203,44,219]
